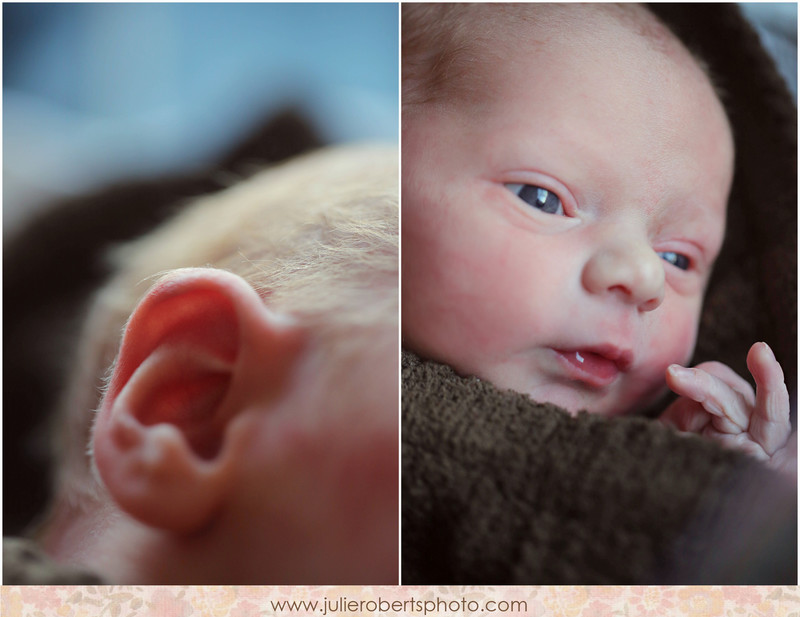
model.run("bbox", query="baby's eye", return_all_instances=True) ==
[657,251,691,271]
[505,183,564,216]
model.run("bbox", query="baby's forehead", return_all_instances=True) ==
[433,4,702,101]
[465,4,675,48]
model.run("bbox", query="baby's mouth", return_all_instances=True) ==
[552,347,632,388]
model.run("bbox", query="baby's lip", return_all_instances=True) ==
[552,345,633,388]
[584,344,634,371]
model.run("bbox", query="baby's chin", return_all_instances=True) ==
[516,380,644,418]
[448,355,667,417]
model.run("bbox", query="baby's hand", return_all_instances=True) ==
[659,342,794,472]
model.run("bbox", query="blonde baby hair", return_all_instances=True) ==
[44,143,398,513]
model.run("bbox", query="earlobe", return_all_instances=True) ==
[92,268,304,533]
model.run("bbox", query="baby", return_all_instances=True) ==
[30,144,399,583]
[402,4,792,467]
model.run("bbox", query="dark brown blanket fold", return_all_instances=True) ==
[402,350,796,584]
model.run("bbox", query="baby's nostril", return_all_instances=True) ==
[639,295,662,312]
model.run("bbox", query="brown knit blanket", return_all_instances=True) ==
[402,350,796,583]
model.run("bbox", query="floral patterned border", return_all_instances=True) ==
[2,586,800,617]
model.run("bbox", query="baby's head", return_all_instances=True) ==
[37,145,399,583]
[402,3,734,416]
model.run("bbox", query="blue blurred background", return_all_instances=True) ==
[740,3,797,99]
[4,2,398,233]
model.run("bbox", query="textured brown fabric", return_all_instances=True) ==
[402,4,797,584]
[402,351,796,583]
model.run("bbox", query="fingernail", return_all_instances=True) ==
[667,364,692,377]
[760,342,776,361]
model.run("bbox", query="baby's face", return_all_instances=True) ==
[402,7,734,416]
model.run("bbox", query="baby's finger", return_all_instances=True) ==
[746,342,791,455]
[659,397,712,433]
[666,365,749,433]
[693,361,756,408]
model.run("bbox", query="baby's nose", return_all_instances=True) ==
[581,231,665,312]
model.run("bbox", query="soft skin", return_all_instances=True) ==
[402,5,735,417]
[42,268,399,583]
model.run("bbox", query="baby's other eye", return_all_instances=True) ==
[505,183,564,216]
[657,251,691,271]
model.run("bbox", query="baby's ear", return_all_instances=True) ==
[91,268,304,533]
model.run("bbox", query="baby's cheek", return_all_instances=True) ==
[647,301,700,369]
[298,424,399,574]
[623,307,698,413]
[331,430,398,534]
[281,385,398,534]
[230,417,397,581]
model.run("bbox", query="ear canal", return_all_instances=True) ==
[114,286,240,461]
[123,344,233,460]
